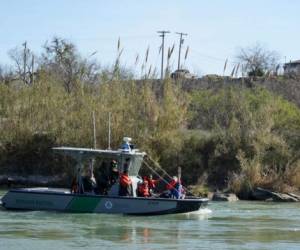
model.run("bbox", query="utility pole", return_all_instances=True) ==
[176,32,187,70]
[31,55,34,85]
[157,31,170,79]
[22,41,27,83]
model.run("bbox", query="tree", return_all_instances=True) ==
[41,37,99,92]
[236,43,280,77]
[8,42,35,85]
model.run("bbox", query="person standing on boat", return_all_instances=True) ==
[82,168,97,193]
[119,169,132,196]
[109,160,119,186]
[121,137,132,152]
[119,158,132,196]
[166,176,183,199]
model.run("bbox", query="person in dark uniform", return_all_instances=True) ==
[108,160,119,186]
[82,168,97,193]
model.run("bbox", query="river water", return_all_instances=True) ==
[1,190,300,250]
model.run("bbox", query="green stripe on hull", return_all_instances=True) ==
[66,196,100,213]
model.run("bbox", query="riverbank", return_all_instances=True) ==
[187,185,300,202]
[208,188,300,202]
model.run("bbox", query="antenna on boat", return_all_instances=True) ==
[108,112,111,150]
[92,111,97,149]
[91,111,97,186]
[178,166,182,182]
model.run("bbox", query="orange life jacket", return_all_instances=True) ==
[148,179,158,189]
[166,179,177,190]
[138,182,150,197]
[119,173,132,187]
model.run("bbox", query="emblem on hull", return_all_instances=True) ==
[105,201,113,209]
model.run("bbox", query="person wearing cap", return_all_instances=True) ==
[108,160,119,186]
[121,137,132,152]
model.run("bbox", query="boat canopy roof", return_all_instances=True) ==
[53,147,146,176]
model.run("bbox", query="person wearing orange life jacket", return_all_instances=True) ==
[137,179,150,197]
[118,158,133,196]
[166,176,178,190]
[165,176,183,199]
[119,170,132,196]
[147,174,160,194]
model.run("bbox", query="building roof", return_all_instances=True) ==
[285,60,300,66]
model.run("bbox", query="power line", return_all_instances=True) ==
[157,30,170,79]
[192,48,238,64]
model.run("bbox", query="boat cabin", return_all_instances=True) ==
[53,138,146,197]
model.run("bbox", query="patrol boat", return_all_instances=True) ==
[1,138,208,215]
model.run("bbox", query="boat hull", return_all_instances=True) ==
[1,188,208,215]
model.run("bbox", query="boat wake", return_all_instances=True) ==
[173,208,212,220]
[190,208,212,215]
[0,200,4,211]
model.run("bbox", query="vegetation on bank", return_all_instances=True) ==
[0,38,300,197]
[1,78,300,196]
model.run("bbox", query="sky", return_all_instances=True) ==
[1,0,300,76]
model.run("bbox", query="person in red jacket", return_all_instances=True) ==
[147,174,160,194]
[166,176,178,190]
[137,179,150,197]
[119,169,132,196]
[165,176,183,199]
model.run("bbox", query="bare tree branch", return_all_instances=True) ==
[236,43,280,77]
